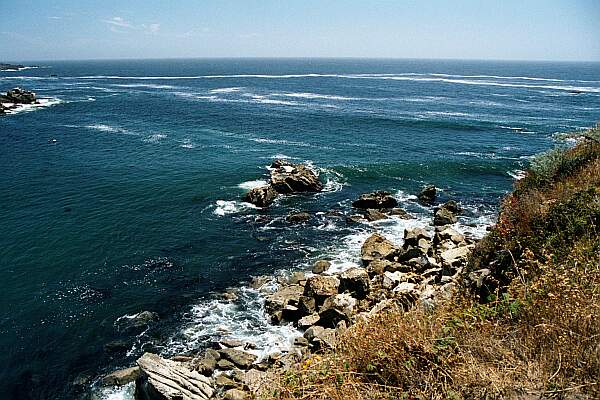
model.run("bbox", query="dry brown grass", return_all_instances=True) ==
[267,127,600,400]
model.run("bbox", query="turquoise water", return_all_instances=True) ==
[1,59,599,399]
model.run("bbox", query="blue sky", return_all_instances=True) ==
[1,0,599,61]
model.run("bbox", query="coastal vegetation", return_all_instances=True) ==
[269,125,600,399]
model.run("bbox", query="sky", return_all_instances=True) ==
[1,0,599,62]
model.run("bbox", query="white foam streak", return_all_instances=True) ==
[238,180,268,190]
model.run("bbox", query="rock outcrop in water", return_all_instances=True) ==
[0,87,38,115]
[0,63,25,71]
[352,191,398,209]
[242,160,322,207]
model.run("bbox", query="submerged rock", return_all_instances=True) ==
[135,352,213,400]
[115,311,159,331]
[243,185,277,208]
[352,191,398,209]
[364,208,387,221]
[269,161,322,193]
[286,212,311,223]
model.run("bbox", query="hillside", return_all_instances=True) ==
[269,125,600,399]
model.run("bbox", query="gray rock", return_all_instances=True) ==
[5,87,36,104]
[364,208,387,221]
[389,207,412,219]
[215,374,240,390]
[196,356,217,376]
[298,295,316,316]
[264,284,304,316]
[435,227,465,244]
[217,359,236,370]
[243,185,277,207]
[115,310,159,331]
[220,338,244,348]
[304,275,340,300]
[434,207,457,226]
[135,352,213,400]
[297,313,320,329]
[418,185,437,204]
[360,233,399,265]
[403,227,431,247]
[339,267,370,299]
[293,336,309,346]
[440,246,472,267]
[303,326,336,349]
[270,161,322,193]
[102,366,140,386]
[312,259,330,274]
[352,191,398,209]
[318,293,356,328]
[219,348,257,370]
[224,388,248,400]
[286,212,310,223]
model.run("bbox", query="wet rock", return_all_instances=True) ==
[339,267,370,299]
[102,366,141,386]
[249,275,271,290]
[243,185,277,208]
[312,259,330,274]
[441,200,462,214]
[115,311,159,331]
[364,208,387,221]
[352,191,398,209]
[5,88,37,104]
[286,212,310,223]
[361,233,399,265]
[135,352,213,400]
[304,275,340,300]
[346,214,365,224]
[104,340,129,354]
[219,348,257,370]
[434,207,457,226]
[389,207,412,219]
[220,338,244,348]
[270,161,322,193]
[418,185,437,204]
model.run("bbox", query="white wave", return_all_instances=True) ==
[143,133,167,143]
[164,286,298,361]
[179,138,194,149]
[213,200,257,216]
[507,169,527,180]
[96,382,135,400]
[320,169,345,192]
[238,180,268,190]
[112,83,177,89]
[85,124,135,135]
[1,97,62,114]
[272,92,364,101]
[209,87,243,93]
[250,137,310,147]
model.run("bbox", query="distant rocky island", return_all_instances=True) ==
[0,88,39,114]
[0,63,36,71]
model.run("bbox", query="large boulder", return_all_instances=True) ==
[339,267,370,299]
[304,275,340,300]
[218,348,257,370]
[312,260,330,274]
[440,246,472,267]
[403,227,431,247]
[135,353,213,400]
[417,185,437,204]
[269,161,322,194]
[102,366,141,386]
[361,233,399,265]
[318,293,356,328]
[243,185,277,207]
[303,326,336,349]
[434,207,458,226]
[5,88,36,104]
[352,191,398,209]
[264,284,304,322]
[286,212,310,223]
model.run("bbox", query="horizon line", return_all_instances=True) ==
[5,56,600,64]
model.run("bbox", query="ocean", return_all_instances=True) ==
[1,58,599,399]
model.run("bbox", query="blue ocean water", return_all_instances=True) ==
[1,59,599,399]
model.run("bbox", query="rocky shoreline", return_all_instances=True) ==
[96,159,488,400]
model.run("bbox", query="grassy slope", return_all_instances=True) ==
[270,125,600,399]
